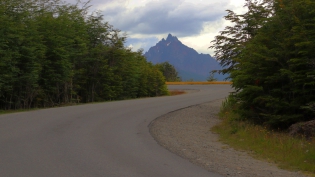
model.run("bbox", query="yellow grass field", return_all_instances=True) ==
[166,81,232,85]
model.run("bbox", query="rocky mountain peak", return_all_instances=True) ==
[166,33,178,41]
[157,34,179,47]
[144,34,224,81]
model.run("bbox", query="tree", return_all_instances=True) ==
[211,0,315,129]
[0,0,46,109]
[0,0,169,110]
[155,62,181,82]
[210,0,274,76]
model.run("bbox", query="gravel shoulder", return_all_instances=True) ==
[149,99,307,177]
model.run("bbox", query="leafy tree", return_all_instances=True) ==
[210,0,274,75]
[0,0,169,110]
[211,0,315,129]
[0,0,46,109]
[147,65,168,96]
[155,62,181,82]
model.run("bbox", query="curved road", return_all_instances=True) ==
[0,85,232,177]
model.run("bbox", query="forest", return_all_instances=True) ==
[211,0,315,129]
[0,0,169,110]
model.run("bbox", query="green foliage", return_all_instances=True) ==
[210,0,274,75]
[155,62,181,82]
[211,0,315,129]
[0,0,168,110]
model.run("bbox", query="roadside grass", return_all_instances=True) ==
[0,108,38,115]
[166,81,232,85]
[0,103,80,115]
[0,90,185,115]
[212,97,315,176]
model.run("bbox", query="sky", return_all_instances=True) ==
[64,0,247,56]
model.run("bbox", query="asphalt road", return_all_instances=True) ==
[0,85,232,177]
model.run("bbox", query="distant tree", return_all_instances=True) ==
[155,62,181,82]
[207,72,217,82]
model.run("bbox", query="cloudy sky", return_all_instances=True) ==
[65,0,247,56]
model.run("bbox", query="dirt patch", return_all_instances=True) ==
[149,99,307,177]
[169,90,186,96]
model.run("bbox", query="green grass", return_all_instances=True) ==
[212,97,315,176]
[0,102,85,115]
[0,108,38,115]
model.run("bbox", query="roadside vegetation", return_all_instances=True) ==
[213,96,315,176]
[165,81,232,85]
[211,0,315,129]
[210,0,315,175]
[0,0,168,110]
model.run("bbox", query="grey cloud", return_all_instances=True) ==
[65,0,120,5]
[125,37,159,52]
[101,0,227,37]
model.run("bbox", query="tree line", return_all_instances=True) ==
[0,0,169,110]
[211,0,315,129]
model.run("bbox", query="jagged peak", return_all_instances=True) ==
[166,33,178,41]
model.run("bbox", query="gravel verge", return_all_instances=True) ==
[149,99,307,177]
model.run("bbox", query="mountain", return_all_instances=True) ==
[144,34,224,81]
